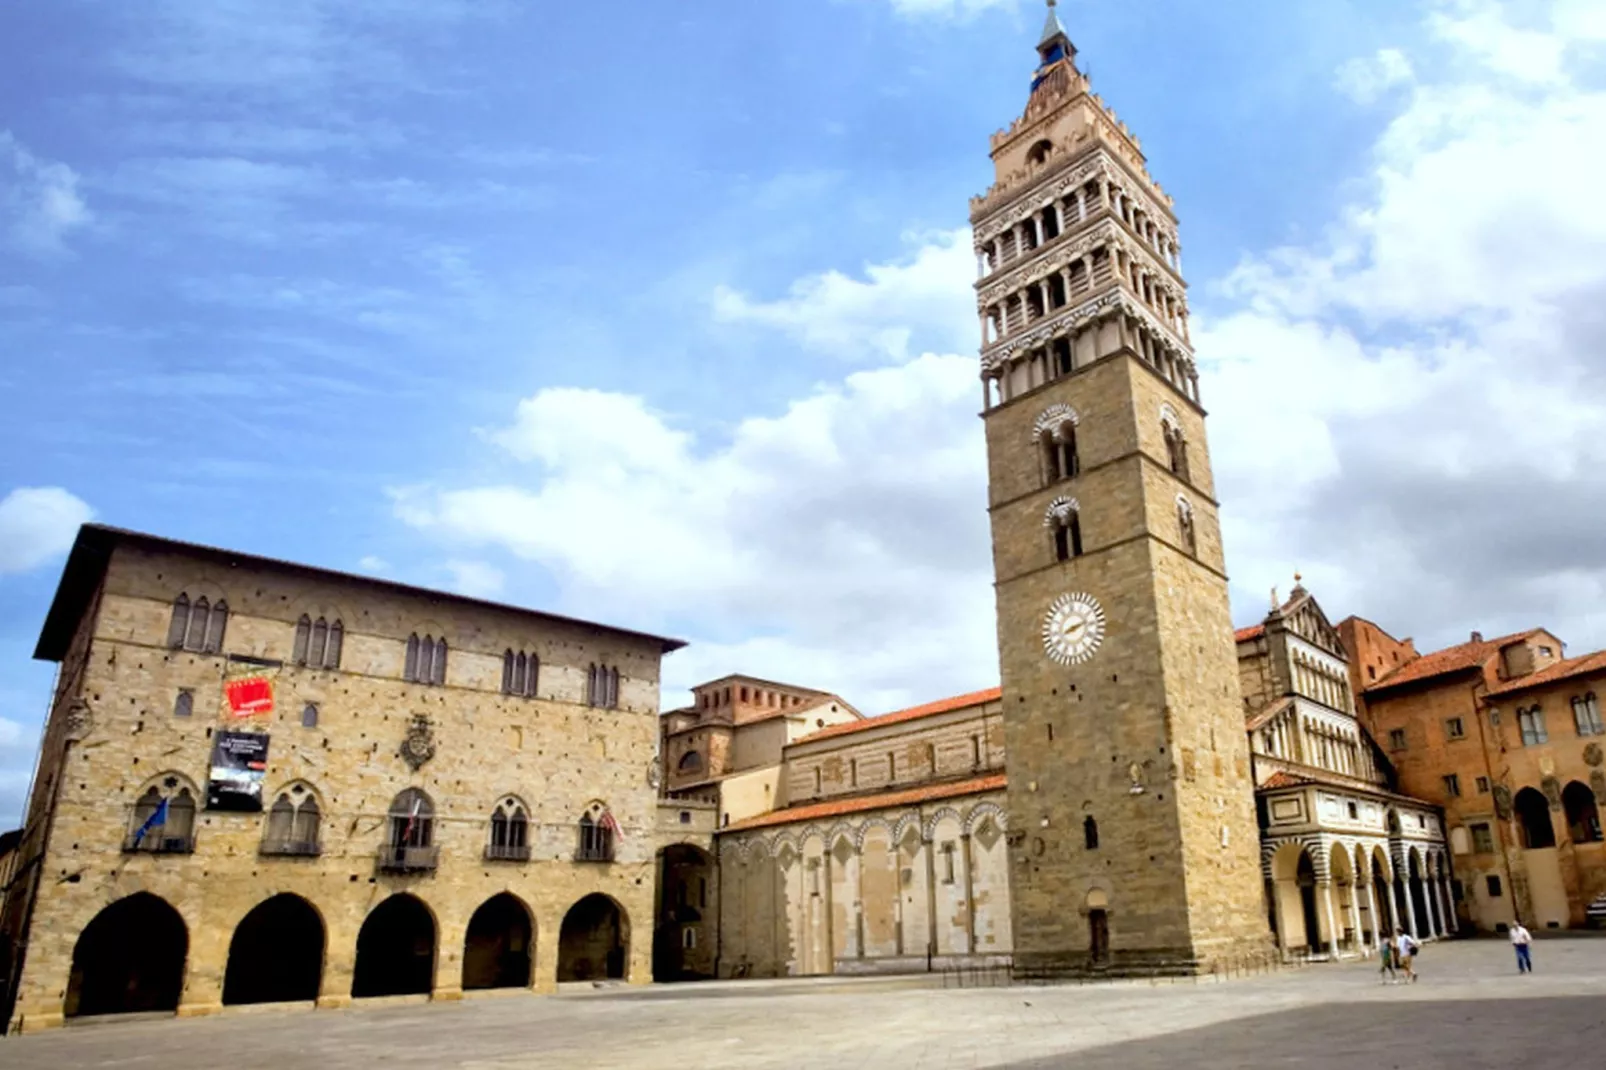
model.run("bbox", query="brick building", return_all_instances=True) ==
[1341,618,1606,932]
[0,525,682,1033]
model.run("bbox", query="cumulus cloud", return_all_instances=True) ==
[401,0,1606,712]
[0,488,93,576]
[396,345,996,711]
[712,229,978,362]
[1206,0,1606,650]
[1,132,92,256]
[1334,48,1415,104]
[444,560,506,599]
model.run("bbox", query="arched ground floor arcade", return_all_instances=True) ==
[1262,835,1457,959]
[6,861,653,1034]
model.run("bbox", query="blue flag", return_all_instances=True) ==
[134,797,169,845]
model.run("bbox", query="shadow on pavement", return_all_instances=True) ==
[995,996,1605,1070]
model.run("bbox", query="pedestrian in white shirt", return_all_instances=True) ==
[1510,921,1534,974]
[1394,928,1419,983]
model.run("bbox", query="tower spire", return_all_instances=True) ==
[1037,0,1075,66]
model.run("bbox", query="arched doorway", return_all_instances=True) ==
[66,893,187,1018]
[1516,787,1557,848]
[462,893,533,990]
[653,844,714,982]
[1295,851,1321,953]
[1086,889,1110,965]
[352,894,435,998]
[223,894,324,1005]
[558,894,628,982]
[1563,781,1603,844]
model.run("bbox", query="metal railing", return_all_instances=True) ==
[376,844,439,873]
[122,834,194,855]
[484,843,531,862]
[260,839,321,858]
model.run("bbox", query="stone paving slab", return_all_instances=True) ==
[5,939,1603,1069]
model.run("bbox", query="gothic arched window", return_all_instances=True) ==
[404,633,448,685]
[1518,705,1548,746]
[125,777,197,853]
[294,615,343,669]
[587,664,621,709]
[487,797,530,860]
[1572,693,1604,736]
[388,788,434,848]
[1177,498,1198,557]
[167,593,229,654]
[1034,406,1080,486]
[576,804,616,863]
[261,783,321,855]
[1045,497,1084,563]
[1163,422,1190,481]
[502,649,539,698]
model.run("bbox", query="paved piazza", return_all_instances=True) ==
[7,939,1604,1068]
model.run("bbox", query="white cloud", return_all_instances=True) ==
[444,560,505,599]
[1205,0,1606,649]
[0,132,92,256]
[1334,48,1415,104]
[397,342,996,710]
[712,229,978,362]
[0,488,93,576]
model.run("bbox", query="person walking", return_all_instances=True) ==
[1510,921,1534,974]
[1378,937,1397,984]
[1394,928,1420,983]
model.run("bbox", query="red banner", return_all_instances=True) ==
[225,676,274,717]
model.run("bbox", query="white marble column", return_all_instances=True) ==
[1364,877,1384,954]
[1320,880,1342,958]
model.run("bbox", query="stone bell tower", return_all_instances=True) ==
[973,1,1270,976]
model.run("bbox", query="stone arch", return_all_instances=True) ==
[922,807,964,840]
[463,892,534,991]
[1032,403,1080,440]
[223,893,324,1005]
[66,892,188,1018]
[557,893,629,982]
[1563,779,1602,843]
[891,811,923,847]
[825,822,857,850]
[964,802,1006,836]
[1042,496,1080,528]
[1515,786,1556,848]
[856,816,893,851]
[353,893,436,998]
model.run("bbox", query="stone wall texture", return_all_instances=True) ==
[4,542,674,1032]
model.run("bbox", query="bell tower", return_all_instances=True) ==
[974,1,1270,976]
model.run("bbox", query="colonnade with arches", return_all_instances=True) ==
[1262,835,1456,959]
[45,883,633,1025]
[717,798,1012,978]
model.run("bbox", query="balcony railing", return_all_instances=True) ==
[376,844,439,873]
[484,843,531,862]
[122,834,194,855]
[260,839,321,858]
[574,844,615,864]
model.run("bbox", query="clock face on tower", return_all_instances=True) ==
[1042,593,1107,665]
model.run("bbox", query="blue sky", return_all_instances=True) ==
[3,0,1605,826]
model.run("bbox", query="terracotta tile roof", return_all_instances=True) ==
[721,773,1007,833]
[1235,624,1266,643]
[1366,630,1536,692]
[1260,771,1315,790]
[796,687,1002,744]
[1484,649,1606,698]
[1245,695,1296,732]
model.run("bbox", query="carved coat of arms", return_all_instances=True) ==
[400,714,436,771]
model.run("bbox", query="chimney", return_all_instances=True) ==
[1471,631,1484,643]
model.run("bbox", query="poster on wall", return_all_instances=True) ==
[224,675,274,717]
[207,731,270,811]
